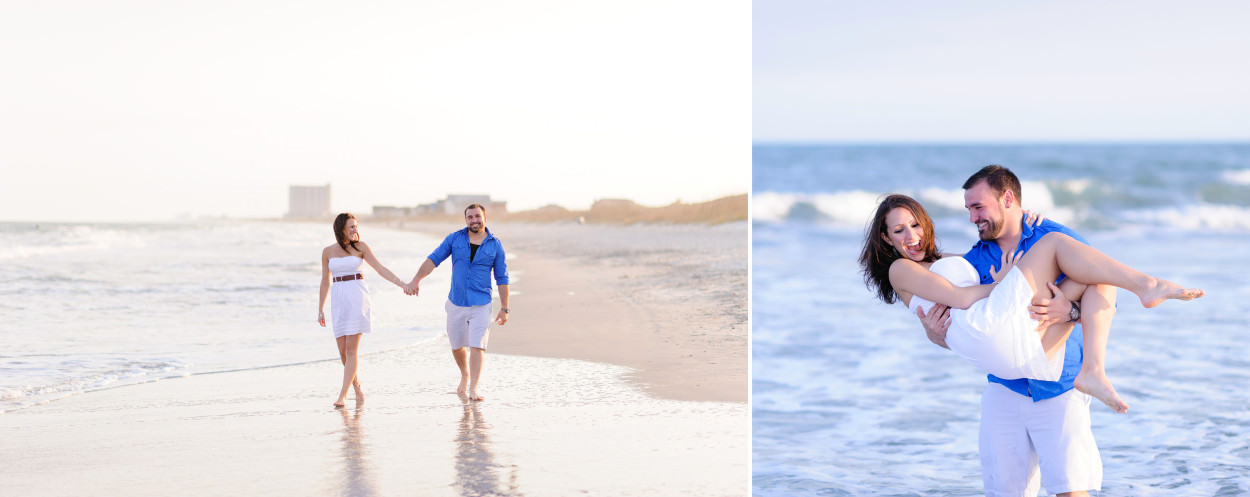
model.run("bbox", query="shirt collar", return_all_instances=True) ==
[459,226,495,241]
[1018,211,1035,240]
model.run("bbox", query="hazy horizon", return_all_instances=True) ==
[0,191,749,224]
[2,1,750,223]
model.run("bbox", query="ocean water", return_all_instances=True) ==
[752,143,1250,496]
[0,220,459,413]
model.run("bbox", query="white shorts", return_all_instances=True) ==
[445,300,491,350]
[979,382,1102,496]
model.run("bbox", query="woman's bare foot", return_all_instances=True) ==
[1074,369,1129,413]
[1140,278,1205,308]
[333,397,347,408]
[353,382,364,403]
[468,389,484,402]
[457,377,469,395]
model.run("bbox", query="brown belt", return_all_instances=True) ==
[333,273,363,282]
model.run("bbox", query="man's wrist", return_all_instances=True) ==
[1067,300,1081,323]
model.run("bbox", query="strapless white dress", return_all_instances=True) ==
[329,256,371,338]
[908,257,1063,381]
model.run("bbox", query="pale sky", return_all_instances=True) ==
[1,1,750,222]
[755,0,1250,143]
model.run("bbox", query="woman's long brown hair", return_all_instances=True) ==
[858,194,941,304]
[332,213,361,255]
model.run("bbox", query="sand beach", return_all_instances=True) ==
[391,219,748,403]
[0,210,748,496]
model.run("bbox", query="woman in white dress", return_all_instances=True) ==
[858,194,1204,407]
[318,213,410,407]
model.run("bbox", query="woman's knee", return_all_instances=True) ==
[344,335,362,354]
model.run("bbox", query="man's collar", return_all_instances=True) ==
[460,226,494,239]
[1017,211,1035,238]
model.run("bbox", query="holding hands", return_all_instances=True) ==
[403,280,420,296]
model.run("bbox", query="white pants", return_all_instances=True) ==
[445,300,491,350]
[980,382,1102,496]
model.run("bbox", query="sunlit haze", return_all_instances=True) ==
[2,1,749,222]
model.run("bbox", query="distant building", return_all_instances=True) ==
[370,194,507,218]
[428,194,507,215]
[288,184,331,219]
[371,205,416,218]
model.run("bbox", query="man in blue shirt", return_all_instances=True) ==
[919,166,1117,497]
[406,203,510,402]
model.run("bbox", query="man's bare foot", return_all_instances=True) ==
[1074,369,1129,413]
[457,377,469,395]
[1140,278,1205,308]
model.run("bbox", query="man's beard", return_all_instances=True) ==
[468,223,483,233]
[978,217,1002,241]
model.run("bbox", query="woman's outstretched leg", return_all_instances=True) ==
[1017,232,1201,413]
[1017,233,1204,308]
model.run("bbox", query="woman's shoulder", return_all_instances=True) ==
[887,257,936,289]
[887,258,925,289]
[887,257,925,273]
[323,244,363,258]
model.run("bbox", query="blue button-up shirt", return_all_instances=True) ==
[428,227,509,307]
[963,213,1089,401]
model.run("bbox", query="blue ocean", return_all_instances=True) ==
[752,143,1250,496]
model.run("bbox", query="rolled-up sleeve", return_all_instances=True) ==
[492,242,509,285]
[428,233,456,266]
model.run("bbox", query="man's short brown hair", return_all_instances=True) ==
[963,165,1023,203]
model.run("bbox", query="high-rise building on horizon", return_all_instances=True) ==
[287,184,331,219]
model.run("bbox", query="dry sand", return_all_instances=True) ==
[389,220,748,403]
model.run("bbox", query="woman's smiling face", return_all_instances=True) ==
[882,206,926,262]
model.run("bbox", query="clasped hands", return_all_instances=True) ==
[401,280,420,296]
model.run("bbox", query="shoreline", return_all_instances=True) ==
[384,220,748,404]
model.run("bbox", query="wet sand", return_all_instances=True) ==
[0,341,747,496]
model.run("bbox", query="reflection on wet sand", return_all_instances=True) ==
[339,405,378,497]
[455,397,521,497]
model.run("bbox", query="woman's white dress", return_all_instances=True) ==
[908,257,1064,381]
[329,256,371,338]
